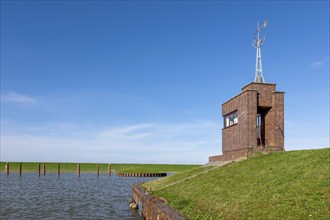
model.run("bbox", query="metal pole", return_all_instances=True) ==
[255,43,259,81]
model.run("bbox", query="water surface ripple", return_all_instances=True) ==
[0,173,156,219]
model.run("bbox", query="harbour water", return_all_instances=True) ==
[0,173,157,219]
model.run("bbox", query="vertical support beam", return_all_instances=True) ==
[43,163,46,176]
[77,163,80,177]
[97,164,99,177]
[57,164,60,177]
[38,163,41,176]
[5,162,9,175]
[19,163,22,176]
[108,163,111,176]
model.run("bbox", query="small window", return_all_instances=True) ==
[256,114,262,127]
[224,111,238,128]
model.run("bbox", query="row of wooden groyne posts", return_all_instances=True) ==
[3,162,167,178]
[117,173,166,177]
[3,162,110,177]
[4,162,180,218]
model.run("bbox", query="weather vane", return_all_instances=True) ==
[253,20,268,83]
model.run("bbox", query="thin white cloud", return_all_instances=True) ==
[1,119,329,163]
[0,121,222,164]
[1,92,37,105]
[310,57,329,69]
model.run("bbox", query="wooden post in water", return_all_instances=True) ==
[108,163,111,176]
[97,164,99,177]
[38,163,41,176]
[57,164,60,176]
[19,163,22,176]
[77,163,80,177]
[5,162,9,175]
[43,163,46,175]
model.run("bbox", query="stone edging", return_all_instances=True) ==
[132,183,186,220]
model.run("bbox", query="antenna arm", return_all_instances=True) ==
[253,31,259,41]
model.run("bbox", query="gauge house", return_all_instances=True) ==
[209,82,285,163]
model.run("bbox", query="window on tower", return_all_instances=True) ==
[224,111,238,128]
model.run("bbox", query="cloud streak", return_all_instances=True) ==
[310,57,329,69]
[1,92,37,105]
[1,121,222,164]
[3,119,327,164]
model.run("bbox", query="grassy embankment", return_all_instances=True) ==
[143,148,330,219]
[0,162,199,174]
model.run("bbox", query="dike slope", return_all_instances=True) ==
[142,148,330,219]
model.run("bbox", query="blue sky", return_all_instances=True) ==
[1,1,329,164]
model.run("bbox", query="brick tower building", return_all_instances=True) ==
[209,21,285,163]
[209,82,284,163]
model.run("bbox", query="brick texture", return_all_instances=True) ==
[132,184,186,220]
[209,82,284,162]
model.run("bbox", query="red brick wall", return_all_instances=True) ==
[222,90,258,153]
[242,83,276,107]
[267,92,284,150]
[209,149,252,163]
[132,184,186,220]
[209,155,223,162]
[210,82,284,163]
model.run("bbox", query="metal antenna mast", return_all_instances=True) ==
[253,20,268,83]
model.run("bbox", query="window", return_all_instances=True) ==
[256,114,262,127]
[224,111,238,128]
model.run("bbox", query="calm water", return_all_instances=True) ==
[0,173,157,219]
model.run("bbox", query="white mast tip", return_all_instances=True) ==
[263,20,268,27]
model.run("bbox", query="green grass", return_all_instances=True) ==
[143,165,215,190]
[143,148,330,219]
[0,162,200,174]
